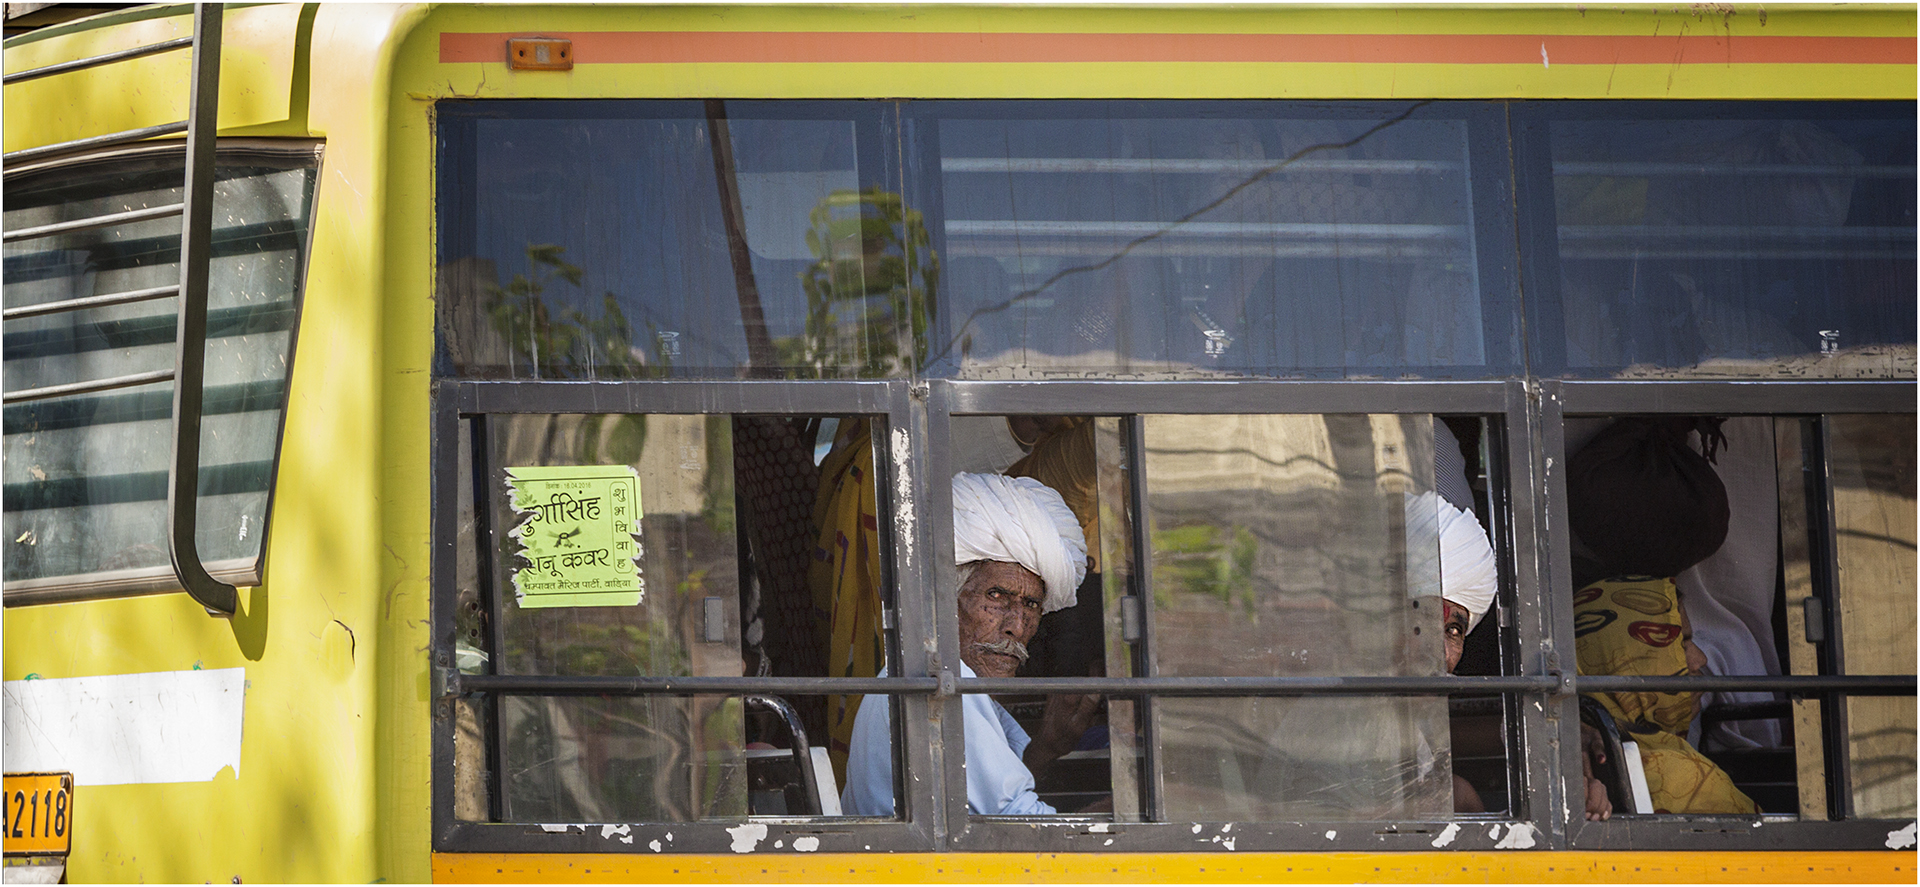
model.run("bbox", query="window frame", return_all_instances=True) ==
[428,97,1916,854]
[1545,380,1918,851]
[929,378,1554,852]
[1,138,323,607]
[430,377,954,854]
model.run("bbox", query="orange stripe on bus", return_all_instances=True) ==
[440,32,1916,66]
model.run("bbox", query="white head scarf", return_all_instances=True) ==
[952,472,1088,614]
[1405,491,1498,633]
[1437,496,1497,632]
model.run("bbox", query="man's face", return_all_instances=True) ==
[1442,600,1471,674]
[957,561,1047,678]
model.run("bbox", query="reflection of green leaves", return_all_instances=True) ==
[486,243,644,378]
[1154,524,1258,616]
[702,416,735,537]
[580,414,649,466]
[782,187,939,377]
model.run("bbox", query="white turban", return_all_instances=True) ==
[952,472,1088,614]
[1438,496,1497,632]
[1406,491,1498,633]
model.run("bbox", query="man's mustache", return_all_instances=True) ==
[971,638,1030,664]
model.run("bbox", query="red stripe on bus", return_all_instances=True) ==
[440,31,1916,66]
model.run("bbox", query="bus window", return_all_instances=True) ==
[1114,413,1454,820]
[1532,109,1916,379]
[914,102,1519,380]
[453,410,892,822]
[436,102,928,382]
[1564,413,1917,820]
[2,146,318,601]
[1796,414,1916,820]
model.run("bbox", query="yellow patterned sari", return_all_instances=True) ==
[1574,576,1760,815]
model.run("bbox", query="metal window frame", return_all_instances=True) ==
[1544,379,1918,850]
[1,137,325,607]
[431,376,1570,854]
[930,378,1567,852]
[431,378,947,854]
[428,97,1916,855]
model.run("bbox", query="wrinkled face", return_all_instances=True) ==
[957,561,1047,678]
[1442,600,1472,673]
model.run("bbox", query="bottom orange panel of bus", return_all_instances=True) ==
[434,850,1911,883]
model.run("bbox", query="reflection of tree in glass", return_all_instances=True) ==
[1153,523,1259,616]
[485,243,646,378]
[784,187,939,376]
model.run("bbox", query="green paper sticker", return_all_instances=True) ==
[506,465,644,608]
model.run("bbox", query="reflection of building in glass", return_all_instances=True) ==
[1119,413,1451,820]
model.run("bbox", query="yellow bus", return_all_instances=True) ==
[3,3,1914,882]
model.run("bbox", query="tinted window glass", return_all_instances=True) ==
[1540,110,1916,379]
[918,103,1512,380]
[438,102,928,380]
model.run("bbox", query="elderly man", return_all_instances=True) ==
[840,472,1095,816]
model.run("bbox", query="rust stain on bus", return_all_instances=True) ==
[439,32,1915,67]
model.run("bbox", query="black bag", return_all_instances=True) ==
[1568,417,1730,579]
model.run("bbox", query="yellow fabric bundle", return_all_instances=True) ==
[1573,576,1759,815]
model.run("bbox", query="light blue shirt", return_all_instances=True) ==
[840,663,1056,816]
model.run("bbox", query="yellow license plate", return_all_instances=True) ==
[3,773,73,857]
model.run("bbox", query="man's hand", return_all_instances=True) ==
[1023,692,1102,776]
[1580,722,1614,821]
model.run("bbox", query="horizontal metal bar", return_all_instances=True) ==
[1570,817,1918,852]
[963,675,1560,696]
[456,379,902,416]
[1554,381,1916,416]
[2,36,194,85]
[2,285,178,321]
[454,674,940,696]
[948,240,1462,260]
[454,672,1912,699]
[1700,699,1791,724]
[947,220,1465,241]
[2,203,185,244]
[943,157,1462,176]
[1560,224,1910,242]
[2,120,188,166]
[1555,160,1914,179]
[942,380,1515,415]
[1577,674,1913,695]
[3,557,260,608]
[2,369,173,404]
[1560,247,1914,261]
[438,819,936,856]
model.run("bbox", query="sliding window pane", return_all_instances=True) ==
[464,412,889,822]
[1542,111,1916,379]
[1827,414,1917,819]
[1116,414,1452,820]
[439,102,929,380]
[923,104,1508,380]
